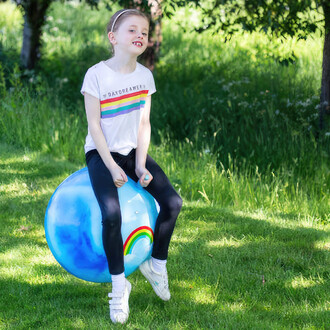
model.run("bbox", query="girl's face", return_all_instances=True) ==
[109,15,149,56]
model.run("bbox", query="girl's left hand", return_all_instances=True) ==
[135,167,153,188]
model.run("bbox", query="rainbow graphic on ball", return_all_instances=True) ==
[123,226,154,256]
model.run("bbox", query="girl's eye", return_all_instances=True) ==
[142,33,148,36]
[129,29,135,32]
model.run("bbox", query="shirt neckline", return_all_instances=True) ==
[101,61,139,76]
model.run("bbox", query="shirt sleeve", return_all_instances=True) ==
[147,70,156,96]
[80,67,100,99]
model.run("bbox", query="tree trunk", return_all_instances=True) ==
[320,2,330,130]
[20,0,52,69]
[141,0,162,71]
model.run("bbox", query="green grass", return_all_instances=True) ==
[0,142,329,329]
[0,2,328,220]
[151,140,329,221]
[0,2,329,328]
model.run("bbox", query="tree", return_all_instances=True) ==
[15,0,53,69]
[186,0,330,130]
[12,0,162,71]
[10,0,330,129]
[13,0,99,70]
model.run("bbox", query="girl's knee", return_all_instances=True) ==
[101,205,121,230]
[173,194,183,212]
[161,193,182,215]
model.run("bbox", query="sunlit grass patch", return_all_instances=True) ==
[175,280,217,305]
[0,151,329,328]
[207,237,244,248]
[314,239,330,251]
[288,274,324,289]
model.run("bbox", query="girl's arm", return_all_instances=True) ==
[135,95,153,187]
[84,92,127,187]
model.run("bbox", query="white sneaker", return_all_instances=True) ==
[139,258,171,301]
[108,279,131,324]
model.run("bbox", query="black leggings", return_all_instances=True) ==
[86,149,182,275]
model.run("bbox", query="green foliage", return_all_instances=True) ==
[0,3,22,69]
[0,2,329,221]
[0,68,86,163]
[188,0,326,39]
[150,139,329,222]
[0,62,6,97]
[38,2,111,101]
[153,22,329,176]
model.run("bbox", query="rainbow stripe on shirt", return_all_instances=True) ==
[100,90,148,119]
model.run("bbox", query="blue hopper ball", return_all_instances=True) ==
[44,167,159,283]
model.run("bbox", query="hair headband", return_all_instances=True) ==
[111,9,133,32]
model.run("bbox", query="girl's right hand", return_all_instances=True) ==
[109,164,128,188]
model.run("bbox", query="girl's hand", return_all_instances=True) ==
[135,167,153,188]
[109,164,128,188]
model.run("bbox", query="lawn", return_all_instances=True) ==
[0,142,329,329]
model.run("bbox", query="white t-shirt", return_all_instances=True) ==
[81,61,156,155]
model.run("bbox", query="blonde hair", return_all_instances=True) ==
[107,9,150,34]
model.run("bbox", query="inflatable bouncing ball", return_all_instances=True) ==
[45,167,159,283]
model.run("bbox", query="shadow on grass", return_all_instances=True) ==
[1,205,329,328]
[173,205,328,280]
[0,276,107,329]
[0,142,80,253]
[0,150,79,186]
[1,252,328,329]
[166,204,329,327]
[1,143,328,328]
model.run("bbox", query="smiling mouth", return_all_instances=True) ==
[133,41,143,47]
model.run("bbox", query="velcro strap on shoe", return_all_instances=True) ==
[108,292,123,298]
[109,299,124,306]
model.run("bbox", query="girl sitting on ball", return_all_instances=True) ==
[81,8,182,324]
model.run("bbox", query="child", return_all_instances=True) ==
[80,8,182,324]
